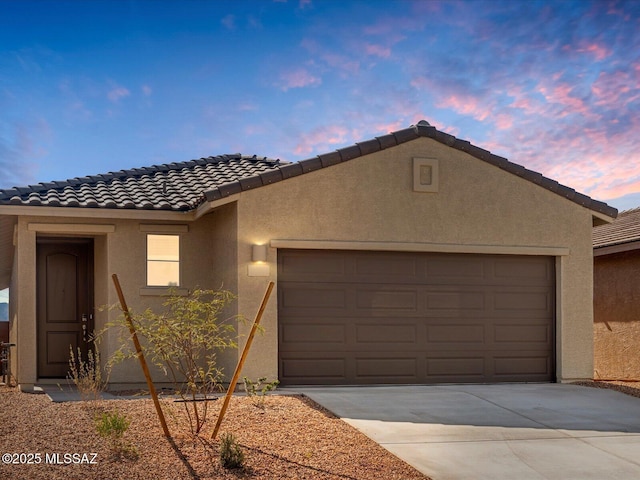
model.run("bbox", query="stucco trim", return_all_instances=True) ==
[0,205,193,221]
[27,223,116,233]
[193,194,240,220]
[269,239,570,256]
[139,224,189,233]
[139,287,189,296]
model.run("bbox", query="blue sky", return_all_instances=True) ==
[1,0,640,212]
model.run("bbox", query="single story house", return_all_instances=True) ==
[0,120,617,392]
[593,207,640,380]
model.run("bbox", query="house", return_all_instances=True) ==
[593,207,640,380]
[0,120,617,392]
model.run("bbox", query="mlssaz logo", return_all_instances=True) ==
[45,453,98,465]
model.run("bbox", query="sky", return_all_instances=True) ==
[1,0,640,216]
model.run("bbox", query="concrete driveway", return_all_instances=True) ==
[298,384,640,480]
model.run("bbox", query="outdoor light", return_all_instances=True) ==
[252,244,267,263]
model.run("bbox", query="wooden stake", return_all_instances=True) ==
[112,274,171,438]
[211,281,274,439]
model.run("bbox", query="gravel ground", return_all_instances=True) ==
[0,385,429,480]
[572,380,640,399]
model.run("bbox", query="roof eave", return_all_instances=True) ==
[0,205,196,221]
[594,239,640,256]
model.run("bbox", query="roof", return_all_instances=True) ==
[0,120,618,218]
[0,154,284,211]
[593,206,640,250]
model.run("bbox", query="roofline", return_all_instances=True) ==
[201,121,618,219]
[0,121,618,220]
[594,239,640,256]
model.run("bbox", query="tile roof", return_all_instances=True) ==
[0,154,285,211]
[593,207,640,249]
[0,120,618,218]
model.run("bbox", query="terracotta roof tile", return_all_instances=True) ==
[0,120,618,218]
[593,207,640,248]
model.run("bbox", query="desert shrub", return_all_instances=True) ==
[95,410,138,458]
[243,376,279,408]
[110,288,240,435]
[67,341,108,402]
[219,432,245,469]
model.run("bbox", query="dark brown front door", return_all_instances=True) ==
[37,238,94,378]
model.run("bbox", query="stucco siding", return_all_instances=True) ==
[594,250,640,380]
[234,137,595,382]
[10,212,242,388]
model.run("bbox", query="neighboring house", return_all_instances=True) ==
[593,207,640,380]
[0,120,617,392]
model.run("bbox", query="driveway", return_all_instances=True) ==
[298,384,640,480]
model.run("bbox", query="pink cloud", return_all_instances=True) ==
[141,85,152,96]
[494,113,513,130]
[591,70,639,106]
[577,42,612,61]
[536,82,593,118]
[278,68,321,91]
[321,53,360,75]
[294,124,351,156]
[365,43,391,58]
[436,94,491,122]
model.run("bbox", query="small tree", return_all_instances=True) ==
[111,288,239,434]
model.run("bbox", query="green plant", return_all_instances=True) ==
[67,342,108,402]
[95,410,138,458]
[243,376,279,408]
[109,288,240,435]
[219,432,245,469]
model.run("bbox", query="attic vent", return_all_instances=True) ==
[413,158,439,193]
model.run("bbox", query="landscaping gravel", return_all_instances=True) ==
[573,380,640,399]
[0,385,429,480]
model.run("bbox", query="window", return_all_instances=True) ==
[147,234,180,286]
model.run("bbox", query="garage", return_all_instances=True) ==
[278,249,555,385]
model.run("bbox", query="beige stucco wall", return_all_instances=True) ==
[594,250,640,380]
[9,211,242,390]
[234,137,596,383]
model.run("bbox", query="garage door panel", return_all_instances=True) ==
[425,257,486,280]
[425,291,486,310]
[426,356,486,377]
[280,285,347,309]
[280,356,346,382]
[279,251,346,279]
[356,288,419,311]
[493,324,551,344]
[281,324,346,344]
[494,290,553,311]
[355,323,417,343]
[493,354,552,378]
[355,357,418,379]
[278,249,555,385]
[427,324,486,343]
[493,257,554,283]
[354,254,420,281]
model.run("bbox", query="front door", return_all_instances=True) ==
[37,238,94,378]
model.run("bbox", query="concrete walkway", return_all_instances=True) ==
[297,384,640,480]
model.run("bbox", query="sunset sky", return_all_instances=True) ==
[1,0,639,211]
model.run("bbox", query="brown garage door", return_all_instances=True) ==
[278,249,555,385]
